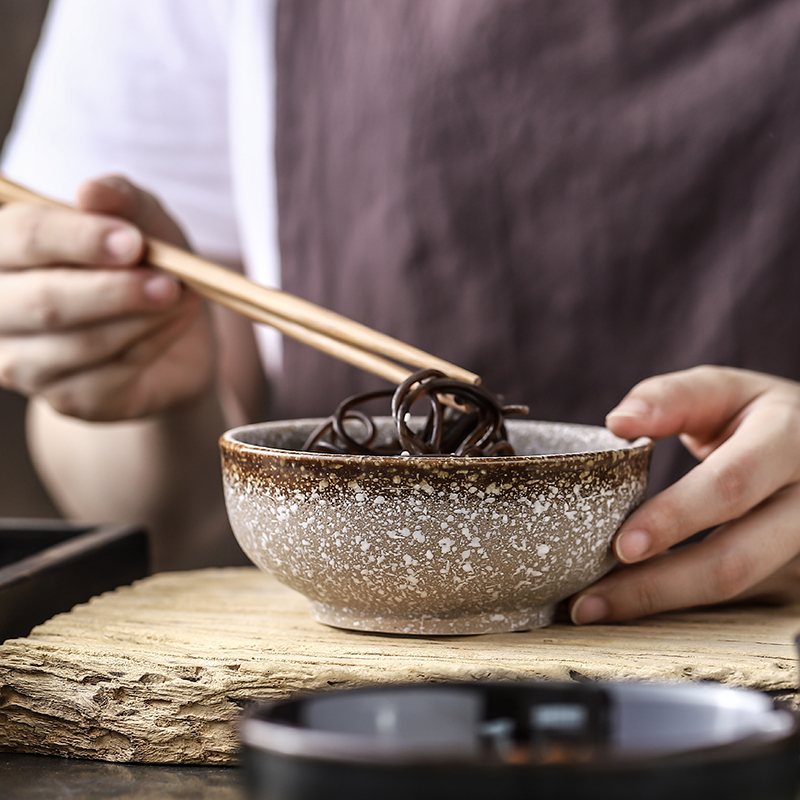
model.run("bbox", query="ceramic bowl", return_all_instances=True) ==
[219,419,652,635]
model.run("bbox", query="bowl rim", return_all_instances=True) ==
[220,417,653,464]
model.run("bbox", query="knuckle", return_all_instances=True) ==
[769,395,800,448]
[11,205,47,262]
[785,406,800,444]
[686,363,722,379]
[706,550,756,601]
[627,578,665,619]
[24,283,66,330]
[706,458,754,514]
[634,495,684,549]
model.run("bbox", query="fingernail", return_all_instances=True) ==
[571,595,609,625]
[105,227,141,261]
[95,175,129,192]
[615,529,651,563]
[143,273,181,304]
[606,398,652,421]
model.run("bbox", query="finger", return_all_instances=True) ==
[0,267,182,334]
[0,299,199,396]
[611,389,800,564]
[571,483,800,623]
[76,176,190,247]
[0,202,143,269]
[737,552,800,605]
[40,305,212,421]
[605,365,774,444]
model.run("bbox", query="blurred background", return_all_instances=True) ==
[0,0,58,518]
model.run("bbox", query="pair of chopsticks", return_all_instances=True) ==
[0,175,480,387]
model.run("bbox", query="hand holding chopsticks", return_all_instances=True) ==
[0,175,480,387]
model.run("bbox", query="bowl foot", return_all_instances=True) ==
[308,602,557,636]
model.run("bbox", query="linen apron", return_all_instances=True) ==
[274,0,800,491]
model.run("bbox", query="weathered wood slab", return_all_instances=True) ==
[1,567,798,764]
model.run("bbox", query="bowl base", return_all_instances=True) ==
[308,602,557,636]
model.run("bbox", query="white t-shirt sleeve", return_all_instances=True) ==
[2,0,241,262]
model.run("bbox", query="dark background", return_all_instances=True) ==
[0,0,58,517]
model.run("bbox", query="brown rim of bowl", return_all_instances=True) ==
[220,419,653,466]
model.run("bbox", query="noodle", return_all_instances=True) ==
[302,369,529,456]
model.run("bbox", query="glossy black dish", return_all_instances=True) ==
[241,681,800,800]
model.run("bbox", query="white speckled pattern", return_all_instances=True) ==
[220,419,652,635]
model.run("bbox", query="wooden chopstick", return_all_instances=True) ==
[0,175,481,386]
[189,282,412,385]
[147,239,480,384]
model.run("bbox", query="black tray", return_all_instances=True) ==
[0,519,149,641]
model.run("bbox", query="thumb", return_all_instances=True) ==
[75,175,190,248]
[605,366,773,445]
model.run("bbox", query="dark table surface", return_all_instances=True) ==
[0,753,246,799]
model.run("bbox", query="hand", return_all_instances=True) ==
[569,365,800,624]
[0,176,216,421]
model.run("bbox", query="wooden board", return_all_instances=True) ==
[1,567,798,764]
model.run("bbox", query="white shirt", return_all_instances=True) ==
[2,0,282,369]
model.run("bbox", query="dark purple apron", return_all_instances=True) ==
[274,0,800,491]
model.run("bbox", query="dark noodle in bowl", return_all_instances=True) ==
[302,369,530,457]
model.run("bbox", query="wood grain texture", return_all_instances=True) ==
[1,567,798,764]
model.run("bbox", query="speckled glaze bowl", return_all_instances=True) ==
[220,419,652,636]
